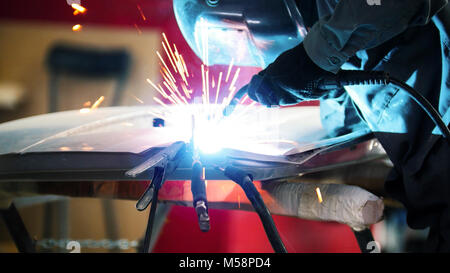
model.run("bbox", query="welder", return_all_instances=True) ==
[173,0,450,251]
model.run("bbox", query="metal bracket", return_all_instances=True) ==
[0,203,36,253]
[125,141,186,253]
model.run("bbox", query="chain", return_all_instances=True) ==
[36,238,139,251]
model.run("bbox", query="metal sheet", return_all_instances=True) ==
[0,105,385,182]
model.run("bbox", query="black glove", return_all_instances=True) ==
[243,42,337,107]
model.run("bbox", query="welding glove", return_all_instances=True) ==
[244,42,337,107]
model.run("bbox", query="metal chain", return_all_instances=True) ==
[36,238,139,251]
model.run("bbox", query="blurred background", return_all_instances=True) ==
[0,0,428,253]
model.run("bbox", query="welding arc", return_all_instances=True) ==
[222,166,287,253]
[141,167,165,253]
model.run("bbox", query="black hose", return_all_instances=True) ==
[225,70,449,144]
[317,71,450,145]
[141,167,164,253]
[191,161,211,232]
[223,166,287,253]
[242,177,287,253]
[389,77,450,144]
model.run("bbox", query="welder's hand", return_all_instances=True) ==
[245,43,336,107]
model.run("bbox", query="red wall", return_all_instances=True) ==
[153,206,360,253]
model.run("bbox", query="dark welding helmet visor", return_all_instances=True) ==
[173,0,308,68]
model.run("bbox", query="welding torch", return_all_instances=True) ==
[222,70,450,143]
[189,115,211,232]
[217,165,287,253]
[191,161,211,232]
[222,86,248,117]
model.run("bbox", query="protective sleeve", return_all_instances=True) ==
[303,0,448,73]
[263,181,384,231]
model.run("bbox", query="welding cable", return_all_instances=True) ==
[141,167,165,253]
[224,70,449,144]
[222,86,248,116]
[316,70,450,145]
[219,166,287,253]
[191,161,211,232]
[388,77,450,144]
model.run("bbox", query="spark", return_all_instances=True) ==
[179,54,189,77]
[72,24,82,32]
[147,78,167,98]
[171,44,189,86]
[240,94,249,104]
[146,109,166,120]
[206,69,210,104]
[162,33,178,73]
[131,94,144,104]
[181,83,191,99]
[223,86,236,107]
[149,78,180,105]
[91,96,105,109]
[79,108,90,114]
[215,72,222,105]
[134,24,142,35]
[228,67,241,92]
[157,51,176,83]
[160,68,176,89]
[153,96,171,110]
[146,33,276,154]
[315,187,323,203]
[162,73,187,104]
[162,82,181,103]
[201,64,206,98]
[163,82,186,105]
[71,4,87,14]
[225,58,234,82]
[136,4,147,21]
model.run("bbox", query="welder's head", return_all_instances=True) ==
[173,0,308,68]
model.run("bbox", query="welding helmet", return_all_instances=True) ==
[173,0,308,68]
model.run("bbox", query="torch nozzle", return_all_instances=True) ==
[222,86,248,117]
